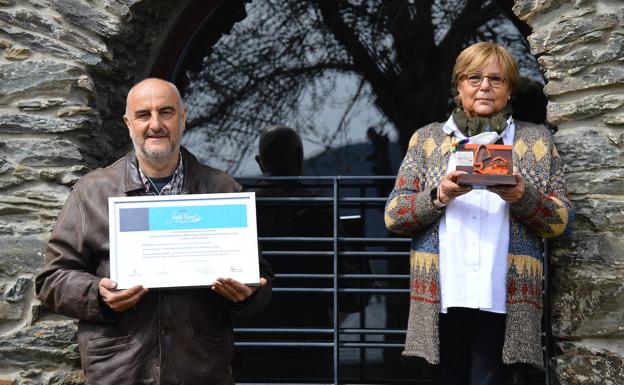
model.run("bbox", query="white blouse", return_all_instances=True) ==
[438,115,515,314]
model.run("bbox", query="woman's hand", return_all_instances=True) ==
[439,171,472,204]
[487,174,525,203]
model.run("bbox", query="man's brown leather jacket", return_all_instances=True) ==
[36,147,273,385]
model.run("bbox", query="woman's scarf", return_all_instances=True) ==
[452,103,513,137]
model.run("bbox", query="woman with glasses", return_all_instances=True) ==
[384,42,572,385]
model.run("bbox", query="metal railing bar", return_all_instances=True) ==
[273,274,408,281]
[339,237,410,243]
[340,274,409,280]
[235,342,334,347]
[258,237,410,243]
[238,175,396,181]
[336,383,434,385]
[339,342,404,348]
[234,342,407,349]
[262,251,409,257]
[339,251,409,256]
[274,273,408,280]
[274,273,334,279]
[234,328,333,334]
[338,382,434,385]
[339,197,388,203]
[234,327,405,335]
[332,178,340,385]
[272,288,335,293]
[271,287,409,294]
[256,197,333,202]
[339,288,409,294]
[340,328,405,335]
[255,197,388,204]
[236,383,334,385]
[236,382,434,385]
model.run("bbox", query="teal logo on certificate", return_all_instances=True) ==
[151,205,247,230]
[108,192,259,289]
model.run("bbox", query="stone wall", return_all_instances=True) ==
[514,0,624,384]
[0,0,622,384]
[0,1,192,383]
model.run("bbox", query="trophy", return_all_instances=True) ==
[454,143,516,187]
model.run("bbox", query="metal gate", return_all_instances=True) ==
[233,176,550,385]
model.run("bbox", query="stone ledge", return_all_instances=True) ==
[0,60,92,104]
[529,7,617,56]
[554,127,623,172]
[551,265,624,338]
[0,320,79,370]
[552,341,624,385]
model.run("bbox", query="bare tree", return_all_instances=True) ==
[183,0,538,174]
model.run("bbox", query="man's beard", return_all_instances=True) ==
[131,133,180,163]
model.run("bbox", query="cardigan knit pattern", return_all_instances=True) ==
[384,120,573,368]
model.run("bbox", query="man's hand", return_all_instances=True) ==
[99,278,149,312]
[488,174,526,204]
[438,170,472,204]
[212,277,268,303]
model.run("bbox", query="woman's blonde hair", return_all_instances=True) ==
[453,42,519,89]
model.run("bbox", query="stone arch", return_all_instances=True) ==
[0,1,622,384]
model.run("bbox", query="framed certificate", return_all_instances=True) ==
[108,192,259,289]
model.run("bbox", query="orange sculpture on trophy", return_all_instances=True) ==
[455,143,516,187]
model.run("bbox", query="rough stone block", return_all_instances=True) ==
[42,370,84,385]
[548,94,624,125]
[566,169,624,196]
[553,128,623,172]
[0,194,64,235]
[102,0,132,19]
[0,158,15,175]
[513,0,566,22]
[0,320,79,369]
[573,197,624,232]
[0,139,84,167]
[540,31,624,76]
[50,0,125,38]
[551,265,624,338]
[529,8,617,55]
[552,341,624,385]
[0,298,25,320]
[4,47,30,60]
[0,8,108,55]
[0,235,46,276]
[5,277,30,303]
[603,113,624,126]
[513,0,594,23]
[0,112,100,135]
[544,66,624,96]
[0,25,101,65]
[38,166,89,186]
[0,61,90,104]
[16,98,66,111]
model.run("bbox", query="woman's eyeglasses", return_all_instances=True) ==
[464,73,505,88]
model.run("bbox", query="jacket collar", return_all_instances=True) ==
[123,146,196,194]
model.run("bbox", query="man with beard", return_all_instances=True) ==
[36,78,273,385]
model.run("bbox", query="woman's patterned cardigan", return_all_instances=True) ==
[384,120,573,368]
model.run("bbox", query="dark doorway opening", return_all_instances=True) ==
[151,1,551,384]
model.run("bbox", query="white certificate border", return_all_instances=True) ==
[108,192,258,289]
